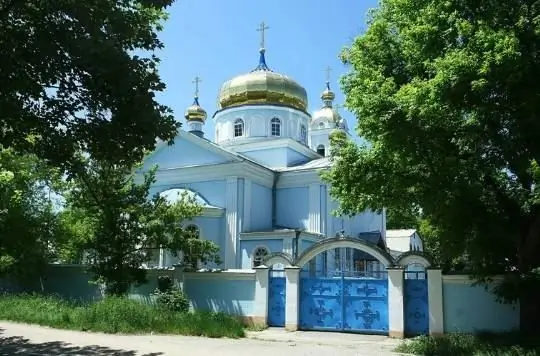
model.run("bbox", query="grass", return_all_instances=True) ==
[396,332,540,356]
[0,293,245,338]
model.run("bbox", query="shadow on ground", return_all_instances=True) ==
[0,328,162,356]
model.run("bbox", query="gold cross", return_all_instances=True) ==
[323,66,332,83]
[256,21,270,49]
[192,76,202,97]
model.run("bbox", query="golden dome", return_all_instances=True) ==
[321,81,335,102]
[218,49,308,112]
[184,97,207,122]
[311,107,343,128]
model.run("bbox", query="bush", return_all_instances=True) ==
[154,288,190,313]
[153,275,190,313]
[0,293,245,338]
[396,333,540,356]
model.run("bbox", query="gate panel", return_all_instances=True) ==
[299,276,342,330]
[404,271,429,336]
[343,277,389,333]
[267,270,286,327]
[299,271,389,334]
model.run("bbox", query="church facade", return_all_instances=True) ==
[140,37,388,275]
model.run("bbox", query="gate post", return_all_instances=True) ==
[254,265,269,326]
[427,268,444,336]
[388,267,405,338]
[284,266,300,331]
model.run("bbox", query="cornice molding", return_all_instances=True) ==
[277,169,327,188]
[153,161,275,188]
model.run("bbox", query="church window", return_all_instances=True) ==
[316,144,325,156]
[234,119,244,137]
[252,246,269,268]
[270,117,281,136]
[300,125,307,144]
[184,224,200,269]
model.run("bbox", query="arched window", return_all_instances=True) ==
[252,246,269,268]
[316,144,325,156]
[300,125,307,144]
[318,122,325,129]
[270,117,281,136]
[186,224,200,239]
[234,119,244,137]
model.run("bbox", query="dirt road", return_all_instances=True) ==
[0,321,405,356]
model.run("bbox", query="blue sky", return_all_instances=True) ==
[154,0,378,140]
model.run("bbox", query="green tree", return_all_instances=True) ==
[0,148,65,278]
[0,0,178,169]
[324,0,540,332]
[65,160,220,296]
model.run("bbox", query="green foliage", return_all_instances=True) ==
[324,0,540,312]
[153,275,190,313]
[0,0,179,169]
[63,159,220,296]
[0,149,66,278]
[0,294,245,338]
[396,333,540,356]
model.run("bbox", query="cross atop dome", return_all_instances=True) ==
[257,22,270,51]
[192,76,202,99]
[253,21,272,71]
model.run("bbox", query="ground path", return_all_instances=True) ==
[0,322,408,356]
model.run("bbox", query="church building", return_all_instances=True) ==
[140,24,388,275]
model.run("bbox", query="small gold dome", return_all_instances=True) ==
[321,82,335,102]
[184,97,207,122]
[218,50,308,112]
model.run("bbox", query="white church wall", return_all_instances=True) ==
[275,187,309,230]
[214,105,310,146]
[142,134,231,171]
[240,239,284,269]
[249,182,273,231]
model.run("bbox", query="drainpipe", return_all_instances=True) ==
[294,230,301,261]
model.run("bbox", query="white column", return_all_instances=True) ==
[225,177,239,269]
[388,267,405,338]
[283,237,293,255]
[308,183,321,233]
[243,179,252,232]
[253,265,269,326]
[284,266,300,331]
[427,268,444,336]
[158,246,164,268]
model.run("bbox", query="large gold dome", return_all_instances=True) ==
[217,49,308,112]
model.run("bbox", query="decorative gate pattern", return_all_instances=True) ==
[299,272,389,334]
[267,270,286,327]
[404,271,429,336]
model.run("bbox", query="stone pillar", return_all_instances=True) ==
[388,267,405,338]
[284,266,300,331]
[427,268,444,336]
[253,265,269,326]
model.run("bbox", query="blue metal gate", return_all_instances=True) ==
[267,269,286,327]
[299,271,389,334]
[404,271,429,336]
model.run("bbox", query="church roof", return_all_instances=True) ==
[275,157,331,172]
[385,229,417,253]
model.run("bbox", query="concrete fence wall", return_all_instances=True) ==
[442,275,520,333]
[0,264,522,335]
